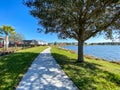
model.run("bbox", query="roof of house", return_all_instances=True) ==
[0,36,4,40]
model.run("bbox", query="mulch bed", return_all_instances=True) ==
[0,50,15,56]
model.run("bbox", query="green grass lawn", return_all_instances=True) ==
[0,47,23,52]
[0,48,2,52]
[0,46,47,90]
[51,47,120,90]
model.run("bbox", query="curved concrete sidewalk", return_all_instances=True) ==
[16,47,78,90]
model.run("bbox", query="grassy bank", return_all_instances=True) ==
[0,47,22,53]
[51,47,120,90]
[0,48,2,51]
[0,46,47,90]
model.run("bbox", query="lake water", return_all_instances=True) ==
[62,45,120,61]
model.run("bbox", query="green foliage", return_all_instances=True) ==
[0,25,15,35]
[51,47,120,90]
[24,0,120,62]
[0,46,47,90]
[0,25,16,50]
[24,0,120,40]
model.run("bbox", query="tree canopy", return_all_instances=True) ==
[24,0,120,62]
[0,25,15,35]
[0,25,15,51]
[9,33,25,42]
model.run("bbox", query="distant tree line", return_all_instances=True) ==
[51,42,120,46]
[52,42,78,46]
[89,42,120,45]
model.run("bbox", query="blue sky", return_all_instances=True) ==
[0,0,112,43]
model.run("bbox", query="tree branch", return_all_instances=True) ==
[84,12,119,41]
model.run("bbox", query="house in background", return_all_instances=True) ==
[23,40,48,46]
[36,40,48,46]
[4,39,48,47]
[23,40,37,46]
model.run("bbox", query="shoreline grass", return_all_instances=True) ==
[51,47,120,90]
[60,46,120,65]
[0,46,47,90]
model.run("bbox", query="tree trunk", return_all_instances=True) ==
[77,40,84,62]
[15,44,17,49]
[5,35,9,51]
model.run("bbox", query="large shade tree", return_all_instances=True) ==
[24,0,120,62]
[0,25,15,51]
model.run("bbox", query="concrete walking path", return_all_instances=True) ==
[16,47,78,90]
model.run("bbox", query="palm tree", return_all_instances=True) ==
[0,25,15,51]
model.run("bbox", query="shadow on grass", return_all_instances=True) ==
[52,53,120,90]
[0,52,40,90]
